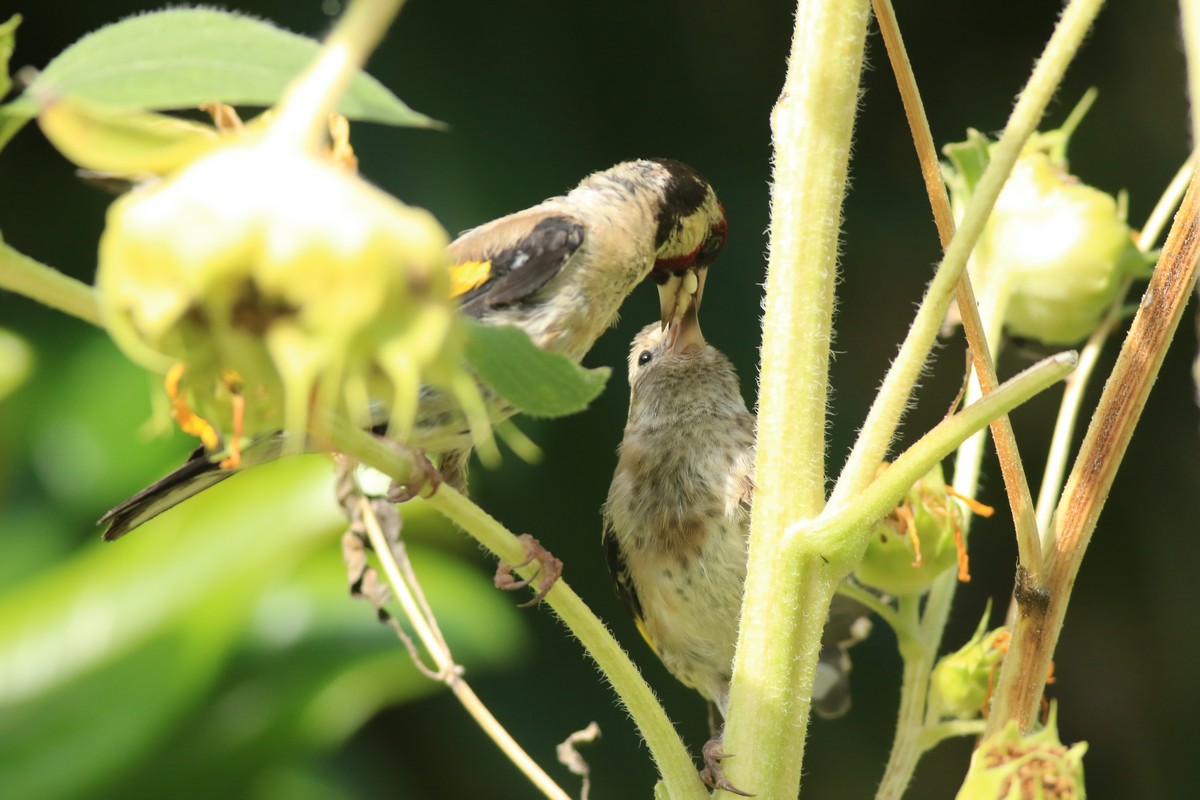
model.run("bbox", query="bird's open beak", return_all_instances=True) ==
[666,296,705,354]
[657,267,708,330]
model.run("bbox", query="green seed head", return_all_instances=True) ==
[956,706,1087,800]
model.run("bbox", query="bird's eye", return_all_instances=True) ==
[696,229,727,266]
[637,350,653,366]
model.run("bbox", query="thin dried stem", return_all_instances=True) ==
[352,490,572,800]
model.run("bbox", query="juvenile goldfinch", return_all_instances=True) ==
[603,307,865,793]
[101,159,727,540]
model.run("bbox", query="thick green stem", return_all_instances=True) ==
[719,1,871,796]
[324,421,708,800]
[0,240,101,327]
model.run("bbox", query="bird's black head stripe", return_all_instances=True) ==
[649,159,712,248]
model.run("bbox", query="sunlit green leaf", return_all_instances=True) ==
[1,7,436,146]
[463,319,610,418]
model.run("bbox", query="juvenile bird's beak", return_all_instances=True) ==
[657,267,708,330]
[666,294,706,354]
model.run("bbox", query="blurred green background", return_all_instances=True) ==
[2,1,1198,798]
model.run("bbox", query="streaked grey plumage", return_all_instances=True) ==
[604,321,868,725]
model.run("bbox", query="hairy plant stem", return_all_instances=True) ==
[718,1,871,796]
[321,419,709,800]
[0,242,101,327]
[987,163,1200,735]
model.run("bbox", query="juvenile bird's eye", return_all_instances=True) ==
[637,350,653,366]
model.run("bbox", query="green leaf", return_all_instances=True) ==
[941,128,992,199]
[0,14,19,100]
[463,320,611,418]
[5,8,435,127]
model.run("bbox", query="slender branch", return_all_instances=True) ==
[801,352,1077,556]
[986,163,1200,734]
[0,240,101,327]
[354,494,570,800]
[323,420,708,799]
[831,0,1109,508]
[916,720,987,752]
[719,1,872,796]
[836,582,907,639]
[876,596,932,800]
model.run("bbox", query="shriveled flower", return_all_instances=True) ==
[855,462,982,596]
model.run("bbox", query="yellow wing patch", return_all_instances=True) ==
[449,259,493,298]
[634,614,659,656]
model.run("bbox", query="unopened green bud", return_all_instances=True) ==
[943,93,1154,345]
[957,706,1086,800]
[930,606,1008,720]
[97,134,467,450]
[855,463,968,596]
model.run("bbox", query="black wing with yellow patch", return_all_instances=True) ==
[603,523,656,653]
[450,215,585,318]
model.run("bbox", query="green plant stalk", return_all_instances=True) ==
[876,595,930,800]
[323,420,708,800]
[718,0,871,796]
[986,163,1200,736]
[917,720,987,752]
[875,281,1012,800]
[269,0,405,152]
[800,351,1076,557]
[0,240,101,327]
[830,0,1109,508]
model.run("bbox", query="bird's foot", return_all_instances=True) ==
[384,447,442,503]
[699,736,753,797]
[494,534,562,607]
